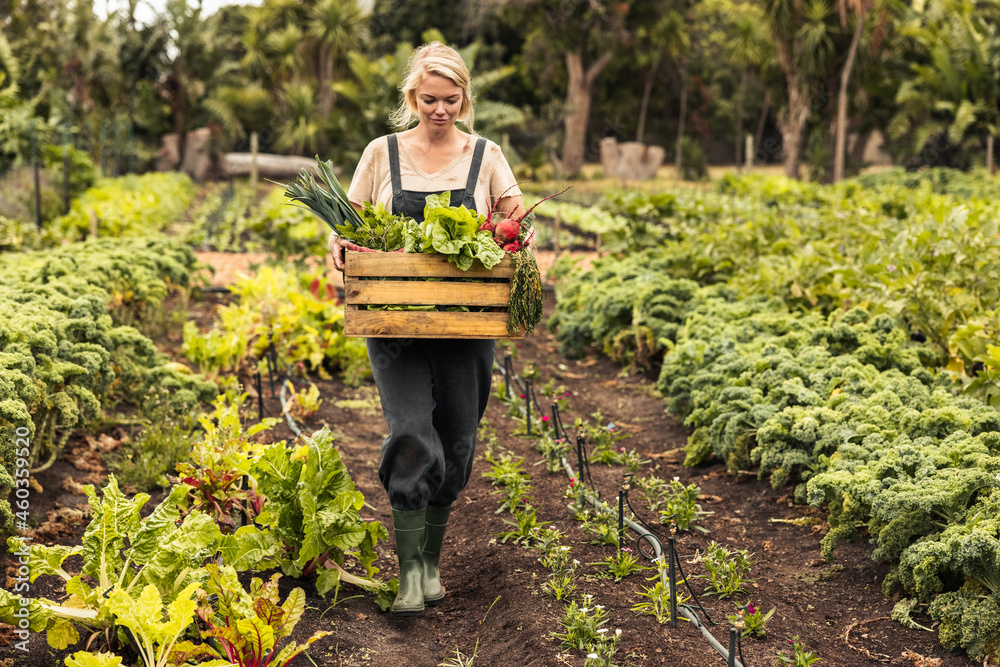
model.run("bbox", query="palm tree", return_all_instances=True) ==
[727,11,769,167]
[655,10,691,177]
[308,0,368,117]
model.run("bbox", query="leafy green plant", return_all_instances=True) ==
[496,503,541,546]
[695,542,756,599]
[776,636,821,665]
[728,602,775,638]
[631,556,691,624]
[483,452,533,515]
[250,427,393,606]
[104,582,202,667]
[284,380,323,419]
[552,597,620,665]
[171,392,279,530]
[655,479,712,533]
[593,548,646,582]
[170,563,330,666]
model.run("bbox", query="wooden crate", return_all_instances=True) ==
[343,251,524,339]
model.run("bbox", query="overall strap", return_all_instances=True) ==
[461,137,488,209]
[386,134,404,215]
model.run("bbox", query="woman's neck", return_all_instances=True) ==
[406,123,464,149]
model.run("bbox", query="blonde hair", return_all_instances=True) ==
[389,42,475,132]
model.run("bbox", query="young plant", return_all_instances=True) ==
[496,502,541,546]
[631,557,691,624]
[657,478,712,533]
[580,504,621,548]
[170,564,330,667]
[104,582,202,667]
[728,602,775,638]
[695,542,756,599]
[438,639,479,667]
[483,453,533,515]
[171,392,279,531]
[533,432,572,474]
[283,380,323,419]
[539,545,578,601]
[776,636,821,665]
[552,597,615,655]
[592,548,647,582]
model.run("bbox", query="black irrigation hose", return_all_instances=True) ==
[495,352,745,667]
[623,495,717,626]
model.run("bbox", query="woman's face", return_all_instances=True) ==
[413,73,464,130]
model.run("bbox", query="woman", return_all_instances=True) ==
[329,41,525,616]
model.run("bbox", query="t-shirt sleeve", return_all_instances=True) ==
[487,141,521,203]
[347,139,379,207]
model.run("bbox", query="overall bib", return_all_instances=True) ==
[367,134,496,511]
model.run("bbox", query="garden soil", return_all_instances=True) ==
[1,273,976,667]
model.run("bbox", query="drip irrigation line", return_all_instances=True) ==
[279,374,304,439]
[498,354,745,667]
[623,494,716,626]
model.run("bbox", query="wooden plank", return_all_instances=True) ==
[345,251,514,279]
[345,310,523,339]
[344,279,509,307]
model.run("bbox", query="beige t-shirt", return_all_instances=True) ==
[347,134,521,217]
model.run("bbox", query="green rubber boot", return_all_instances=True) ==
[390,508,425,616]
[421,505,452,606]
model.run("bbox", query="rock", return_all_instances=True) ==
[599,138,666,180]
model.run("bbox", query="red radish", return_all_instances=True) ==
[495,218,521,243]
[503,241,521,253]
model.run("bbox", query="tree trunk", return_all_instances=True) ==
[773,39,810,179]
[753,88,771,167]
[636,51,661,144]
[849,129,870,174]
[562,49,613,177]
[988,134,995,175]
[735,68,748,166]
[170,67,187,169]
[318,44,334,117]
[833,11,865,183]
[674,59,689,177]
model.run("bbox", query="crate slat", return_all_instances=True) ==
[344,278,510,307]
[345,251,514,279]
[345,310,520,338]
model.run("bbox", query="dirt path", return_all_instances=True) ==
[2,285,972,667]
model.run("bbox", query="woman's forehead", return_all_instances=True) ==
[416,73,463,97]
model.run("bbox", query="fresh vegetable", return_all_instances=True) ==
[282,157,364,230]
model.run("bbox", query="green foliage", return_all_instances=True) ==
[183,265,370,386]
[776,636,821,666]
[105,581,201,667]
[592,548,646,582]
[551,598,621,665]
[695,541,756,599]
[170,563,330,667]
[51,173,195,242]
[250,427,392,607]
[729,602,775,639]
[0,236,214,534]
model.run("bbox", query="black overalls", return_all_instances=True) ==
[366,134,496,511]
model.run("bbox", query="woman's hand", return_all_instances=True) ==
[329,233,365,272]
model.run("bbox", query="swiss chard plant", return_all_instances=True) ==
[250,427,394,608]
[169,563,330,667]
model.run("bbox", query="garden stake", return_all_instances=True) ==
[618,489,625,554]
[266,331,278,398]
[525,379,533,435]
[575,433,586,487]
[728,628,737,667]
[668,527,678,628]
[255,371,264,422]
[504,355,512,399]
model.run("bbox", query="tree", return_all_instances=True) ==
[763,0,837,178]
[727,11,768,166]
[308,0,368,116]
[497,0,629,177]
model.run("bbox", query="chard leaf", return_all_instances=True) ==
[0,587,52,632]
[47,616,80,649]
[7,537,81,583]
[276,588,305,639]
[81,476,148,589]
[236,616,275,656]
[140,512,221,594]
[218,525,283,572]
[64,651,124,667]
[130,485,186,565]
